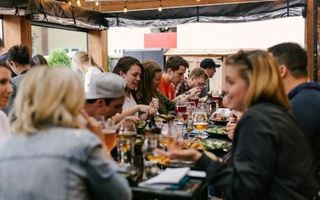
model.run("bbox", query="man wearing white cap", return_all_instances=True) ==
[84,72,126,120]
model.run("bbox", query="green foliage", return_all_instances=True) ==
[48,49,71,68]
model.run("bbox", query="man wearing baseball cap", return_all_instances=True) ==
[84,72,126,120]
[199,58,220,97]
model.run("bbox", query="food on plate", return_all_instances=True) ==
[202,139,230,149]
[183,138,230,151]
[211,108,231,122]
[205,126,227,135]
[146,154,171,165]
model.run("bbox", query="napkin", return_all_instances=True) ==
[139,167,190,189]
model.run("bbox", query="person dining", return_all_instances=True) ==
[72,51,104,93]
[268,42,320,183]
[0,67,131,200]
[137,60,175,114]
[112,56,156,120]
[0,62,13,140]
[158,55,189,100]
[158,50,319,199]
[175,67,207,97]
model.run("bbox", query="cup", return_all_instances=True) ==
[102,119,117,151]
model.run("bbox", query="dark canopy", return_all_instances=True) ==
[0,0,108,30]
[0,0,307,29]
[104,0,306,27]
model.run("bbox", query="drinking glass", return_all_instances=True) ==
[117,123,137,168]
[192,111,208,138]
[101,119,117,151]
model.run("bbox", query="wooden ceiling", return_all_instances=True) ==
[77,0,278,13]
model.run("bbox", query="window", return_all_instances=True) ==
[32,25,87,57]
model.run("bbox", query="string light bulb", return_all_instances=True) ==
[95,1,99,6]
[76,0,81,6]
[158,0,162,12]
[68,1,72,5]
[197,0,200,2]
[123,0,128,13]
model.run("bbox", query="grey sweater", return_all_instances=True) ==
[0,127,131,200]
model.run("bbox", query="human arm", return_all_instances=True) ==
[156,91,175,114]
[112,104,154,123]
[210,113,278,199]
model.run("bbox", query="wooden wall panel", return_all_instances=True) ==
[88,29,108,71]
[3,16,32,52]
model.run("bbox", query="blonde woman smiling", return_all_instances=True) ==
[158,50,319,199]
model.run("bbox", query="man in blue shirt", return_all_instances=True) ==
[269,42,320,183]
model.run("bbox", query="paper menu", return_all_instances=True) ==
[139,167,190,189]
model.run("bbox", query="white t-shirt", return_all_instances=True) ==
[84,67,102,93]
[122,92,138,113]
[0,110,10,140]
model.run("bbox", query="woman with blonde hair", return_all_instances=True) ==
[72,51,104,93]
[0,67,131,200]
[158,50,319,199]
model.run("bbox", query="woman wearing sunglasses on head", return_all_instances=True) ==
[158,50,319,199]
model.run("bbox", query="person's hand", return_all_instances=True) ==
[150,98,159,110]
[156,148,202,163]
[115,116,140,130]
[155,138,202,162]
[226,122,236,140]
[232,110,243,121]
[188,87,201,98]
[81,110,111,157]
[81,110,103,140]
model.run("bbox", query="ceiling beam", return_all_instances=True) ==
[79,0,278,13]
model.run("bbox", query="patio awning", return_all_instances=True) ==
[103,0,306,27]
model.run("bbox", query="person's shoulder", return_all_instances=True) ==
[244,102,283,121]
[88,66,102,73]
[49,127,101,148]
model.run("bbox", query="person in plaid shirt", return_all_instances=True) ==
[175,67,208,97]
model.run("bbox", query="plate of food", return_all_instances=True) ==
[183,138,231,153]
[210,108,231,125]
[146,154,194,168]
[205,125,230,140]
[205,126,227,135]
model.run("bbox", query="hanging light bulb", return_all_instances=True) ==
[68,1,72,6]
[158,0,162,12]
[95,1,99,6]
[197,0,200,2]
[76,0,81,6]
[123,0,128,13]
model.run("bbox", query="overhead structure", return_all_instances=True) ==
[0,0,108,30]
[0,0,317,80]
[100,0,306,27]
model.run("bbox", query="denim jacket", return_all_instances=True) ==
[0,127,131,200]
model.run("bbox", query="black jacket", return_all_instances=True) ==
[196,102,319,199]
[288,82,320,181]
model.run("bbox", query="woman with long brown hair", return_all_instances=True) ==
[137,60,175,114]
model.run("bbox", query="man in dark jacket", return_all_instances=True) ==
[269,42,320,183]
[199,58,220,97]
